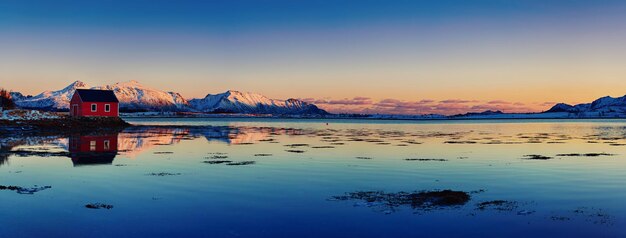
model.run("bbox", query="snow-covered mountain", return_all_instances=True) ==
[546,94,626,117]
[188,90,328,115]
[92,81,189,111]
[12,80,188,111]
[360,95,626,120]
[11,81,328,115]
[11,81,90,110]
[448,95,626,119]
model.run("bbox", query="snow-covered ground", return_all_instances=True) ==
[0,109,61,121]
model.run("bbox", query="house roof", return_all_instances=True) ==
[75,89,119,103]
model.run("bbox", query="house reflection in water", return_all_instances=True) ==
[69,133,118,166]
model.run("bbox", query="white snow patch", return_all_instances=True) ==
[0,109,61,121]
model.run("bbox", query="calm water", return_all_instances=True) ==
[1,118,626,237]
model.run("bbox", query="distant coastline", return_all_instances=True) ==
[119,112,626,121]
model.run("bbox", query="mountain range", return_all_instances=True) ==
[447,95,626,119]
[10,80,626,118]
[11,81,328,115]
[545,95,626,117]
[364,96,626,119]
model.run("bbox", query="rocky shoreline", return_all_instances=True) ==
[0,116,130,136]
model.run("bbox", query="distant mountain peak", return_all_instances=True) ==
[69,80,88,87]
[546,103,575,113]
[93,80,188,111]
[189,90,328,115]
[452,110,503,117]
[11,80,90,110]
[546,94,626,115]
[62,80,89,91]
[114,80,143,87]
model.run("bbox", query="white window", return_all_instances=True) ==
[91,104,97,112]
[104,140,110,150]
[105,104,111,112]
[90,141,96,151]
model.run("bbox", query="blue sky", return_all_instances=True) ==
[3,0,618,30]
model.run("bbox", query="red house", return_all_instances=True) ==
[70,89,119,117]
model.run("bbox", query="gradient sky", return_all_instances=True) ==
[2,0,626,114]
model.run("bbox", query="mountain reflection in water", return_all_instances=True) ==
[0,125,307,166]
[1,123,626,168]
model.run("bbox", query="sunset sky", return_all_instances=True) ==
[2,0,626,114]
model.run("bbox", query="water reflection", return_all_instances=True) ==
[0,149,9,167]
[2,122,626,168]
[2,120,626,237]
[0,125,308,166]
[69,134,118,166]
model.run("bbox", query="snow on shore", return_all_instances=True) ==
[0,109,61,121]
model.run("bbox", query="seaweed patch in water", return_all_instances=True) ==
[522,154,553,160]
[147,172,181,176]
[203,160,232,164]
[284,144,310,147]
[0,185,51,195]
[355,157,372,160]
[405,158,448,162]
[572,207,614,225]
[444,141,477,144]
[206,155,229,159]
[549,207,614,225]
[330,189,470,213]
[476,200,518,211]
[311,146,335,149]
[285,150,306,153]
[401,140,422,144]
[226,161,256,166]
[254,154,273,157]
[556,153,615,157]
[153,152,174,154]
[85,203,114,209]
